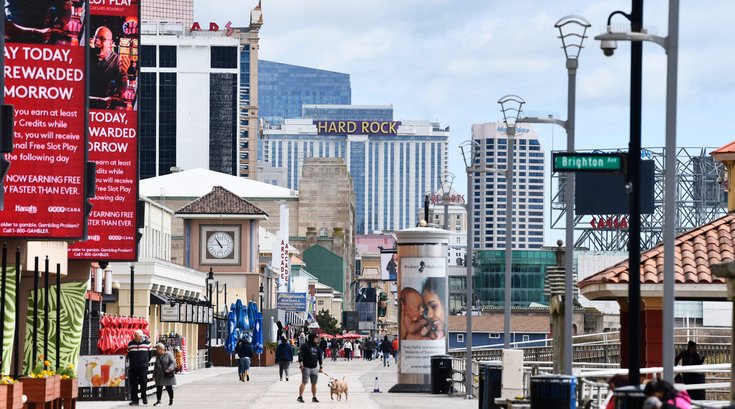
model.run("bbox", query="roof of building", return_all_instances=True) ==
[711,141,735,155]
[140,168,296,199]
[578,213,734,297]
[175,186,267,217]
[448,314,549,333]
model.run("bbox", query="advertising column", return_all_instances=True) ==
[68,0,139,260]
[391,227,450,392]
[1,0,88,238]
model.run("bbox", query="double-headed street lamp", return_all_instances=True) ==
[519,15,590,376]
[440,172,455,231]
[595,0,679,383]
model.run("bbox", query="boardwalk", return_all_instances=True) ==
[78,357,476,408]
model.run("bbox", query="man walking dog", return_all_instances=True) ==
[297,333,323,403]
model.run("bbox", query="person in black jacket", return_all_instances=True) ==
[127,329,152,406]
[235,334,254,382]
[318,337,328,360]
[329,338,339,362]
[379,335,394,367]
[275,336,294,381]
[297,333,323,403]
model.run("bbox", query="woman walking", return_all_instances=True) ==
[152,343,176,406]
[235,334,254,382]
[276,336,294,381]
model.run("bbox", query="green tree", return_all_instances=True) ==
[315,309,340,335]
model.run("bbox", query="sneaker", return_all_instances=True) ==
[153,403,161,407]
[312,397,319,403]
[286,377,289,381]
[129,402,139,407]
[297,396,305,403]
[142,398,148,405]
[246,374,250,381]
[169,401,173,406]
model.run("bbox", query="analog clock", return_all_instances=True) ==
[206,232,234,259]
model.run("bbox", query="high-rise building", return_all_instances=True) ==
[262,105,449,234]
[139,4,262,179]
[470,122,545,250]
[258,61,351,128]
[141,0,194,27]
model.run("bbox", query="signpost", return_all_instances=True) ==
[553,153,625,173]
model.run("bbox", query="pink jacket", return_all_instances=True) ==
[664,390,692,409]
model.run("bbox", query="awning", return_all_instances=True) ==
[150,292,171,305]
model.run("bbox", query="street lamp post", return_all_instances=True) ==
[259,282,264,311]
[519,15,590,375]
[206,268,214,368]
[498,95,525,350]
[129,264,135,317]
[595,0,678,383]
[440,172,456,231]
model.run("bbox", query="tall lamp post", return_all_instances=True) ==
[440,172,456,231]
[206,268,214,368]
[129,264,135,317]
[595,0,679,383]
[498,95,525,350]
[519,15,590,375]
[258,282,264,311]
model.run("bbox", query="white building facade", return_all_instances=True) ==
[470,122,545,250]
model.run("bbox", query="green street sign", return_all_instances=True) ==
[553,153,625,173]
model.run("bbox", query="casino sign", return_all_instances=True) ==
[314,120,401,136]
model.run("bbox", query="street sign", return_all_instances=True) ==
[553,153,625,173]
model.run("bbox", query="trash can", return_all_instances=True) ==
[530,374,576,409]
[430,355,453,394]
[478,363,503,409]
[613,385,646,409]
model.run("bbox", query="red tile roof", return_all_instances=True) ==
[711,141,735,155]
[578,213,735,288]
[175,186,267,217]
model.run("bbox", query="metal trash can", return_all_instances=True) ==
[530,374,576,409]
[430,355,453,394]
[613,385,646,409]
[478,363,503,409]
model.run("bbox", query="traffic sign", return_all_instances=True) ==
[553,153,625,173]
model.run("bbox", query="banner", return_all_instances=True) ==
[381,251,398,281]
[398,257,447,374]
[276,292,306,312]
[2,0,88,238]
[77,355,126,387]
[68,0,139,260]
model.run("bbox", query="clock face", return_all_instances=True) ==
[206,232,234,259]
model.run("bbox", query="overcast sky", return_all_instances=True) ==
[195,1,734,239]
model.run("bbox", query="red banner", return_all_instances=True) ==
[68,0,139,260]
[1,1,88,238]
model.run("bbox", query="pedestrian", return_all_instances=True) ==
[343,340,352,361]
[392,336,399,364]
[643,378,692,409]
[364,338,374,361]
[604,374,628,409]
[675,341,706,400]
[127,329,152,406]
[353,340,362,360]
[235,334,254,382]
[276,335,294,381]
[152,343,176,406]
[298,331,306,347]
[318,336,328,360]
[379,335,393,367]
[297,333,323,403]
[329,338,339,362]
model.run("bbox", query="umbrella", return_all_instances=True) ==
[319,333,335,340]
[341,333,362,340]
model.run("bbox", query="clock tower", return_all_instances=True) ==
[176,186,268,305]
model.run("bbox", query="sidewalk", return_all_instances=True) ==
[77,357,477,408]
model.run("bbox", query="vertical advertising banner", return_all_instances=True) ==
[381,250,398,281]
[2,0,88,238]
[275,203,290,293]
[398,257,447,374]
[68,0,139,260]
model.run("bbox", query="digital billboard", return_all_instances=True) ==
[575,159,655,216]
[68,0,139,260]
[1,0,89,238]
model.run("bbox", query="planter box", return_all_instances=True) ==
[60,378,78,399]
[7,382,22,409]
[0,384,7,408]
[21,375,60,404]
[251,349,276,367]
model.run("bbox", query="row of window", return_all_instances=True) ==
[140,45,238,69]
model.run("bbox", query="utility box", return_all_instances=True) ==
[501,349,524,399]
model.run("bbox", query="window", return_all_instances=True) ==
[489,333,500,339]
[211,46,238,69]
[522,335,530,343]
[140,45,156,67]
[159,46,176,68]
[457,334,464,343]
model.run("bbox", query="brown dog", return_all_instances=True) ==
[328,377,349,401]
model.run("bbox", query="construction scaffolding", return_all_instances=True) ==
[551,147,727,251]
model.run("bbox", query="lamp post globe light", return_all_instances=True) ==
[595,1,679,383]
[520,15,590,375]
[498,94,525,351]
[459,139,481,399]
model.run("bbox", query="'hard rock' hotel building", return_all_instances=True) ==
[262,105,449,234]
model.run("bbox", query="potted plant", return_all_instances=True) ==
[21,355,60,405]
[1,375,22,409]
[58,363,78,400]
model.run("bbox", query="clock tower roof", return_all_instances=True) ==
[175,186,268,219]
